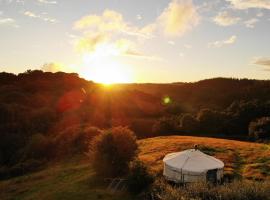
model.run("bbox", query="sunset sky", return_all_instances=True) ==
[0,0,270,83]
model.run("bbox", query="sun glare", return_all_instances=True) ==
[79,44,133,84]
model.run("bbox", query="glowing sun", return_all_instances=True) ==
[79,44,134,84]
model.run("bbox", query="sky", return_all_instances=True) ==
[0,0,270,83]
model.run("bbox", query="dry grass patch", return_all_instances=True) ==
[138,136,269,180]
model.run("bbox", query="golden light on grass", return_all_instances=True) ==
[138,136,270,180]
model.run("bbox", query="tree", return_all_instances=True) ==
[180,113,199,133]
[249,117,270,140]
[90,126,138,177]
[197,109,227,134]
[152,116,178,135]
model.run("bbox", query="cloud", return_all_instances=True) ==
[76,34,160,61]
[244,18,259,28]
[136,14,142,20]
[0,17,18,27]
[213,11,241,26]
[74,10,142,55]
[75,33,109,53]
[74,9,154,39]
[253,57,270,70]
[37,0,57,4]
[158,0,199,37]
[226,0,270,9]
[23,11,57,23]
[73,0,201,63]
[74,10,124,31]
[74,0,200,41]
[73,9,161,62]
[208,35,237,48]
[122,50,163,61]
[0,17,14,24]
[2,0,24,5]
[41,62,65,72]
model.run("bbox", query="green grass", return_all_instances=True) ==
[0,156,132,200]
[199,145,227,156]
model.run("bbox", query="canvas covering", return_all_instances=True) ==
[163,149,224,183]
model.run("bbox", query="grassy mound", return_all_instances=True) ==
[138,136,270,180]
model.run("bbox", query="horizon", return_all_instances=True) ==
[1,0,270,83]
[2,69,269,84]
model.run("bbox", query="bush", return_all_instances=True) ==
[127,160,154,195]
[249,117,270,140]
[90,126,138,177]
[54,125,101,156]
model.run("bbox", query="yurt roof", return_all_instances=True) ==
[163,149,224,173]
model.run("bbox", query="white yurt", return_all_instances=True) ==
[163,149,224,183]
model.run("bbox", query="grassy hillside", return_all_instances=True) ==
[1,136,270,200]
[0,156,132,200]
[138,136,270,180]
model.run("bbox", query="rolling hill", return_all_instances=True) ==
[1,136,270,200]
[139,136,270,180]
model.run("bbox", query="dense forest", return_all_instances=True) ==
[0,70,270,179]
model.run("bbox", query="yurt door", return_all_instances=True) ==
[206,169,218,183]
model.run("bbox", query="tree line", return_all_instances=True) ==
[0,70,270,179]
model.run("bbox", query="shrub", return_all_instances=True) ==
[127,160,154,195]
[54,125,101,156]
[249,117,270,140]
[90,126,138,177]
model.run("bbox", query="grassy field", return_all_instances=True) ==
[0,156,132,200]
[1,136,270,200]
[138,136,270,180]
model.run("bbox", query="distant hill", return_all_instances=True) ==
[118,78,270,111]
